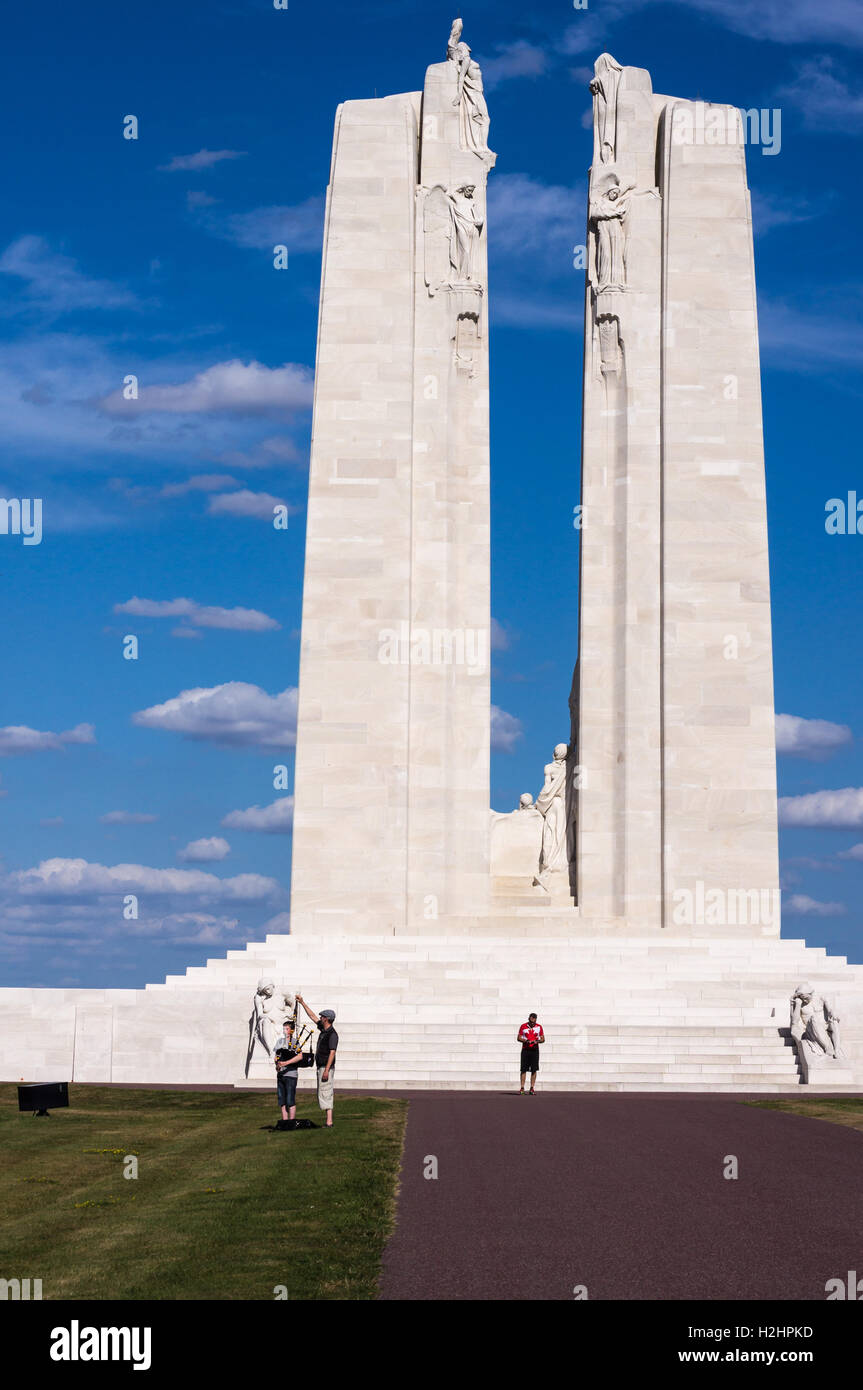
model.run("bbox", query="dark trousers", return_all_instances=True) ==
[277,1069,298,1109]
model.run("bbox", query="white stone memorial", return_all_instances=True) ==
[1,29,862,1091]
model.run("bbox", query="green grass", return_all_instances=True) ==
[0,1084,407,1300]
[746,1096,863,1134]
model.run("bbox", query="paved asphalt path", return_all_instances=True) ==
[378,1092,863,1300]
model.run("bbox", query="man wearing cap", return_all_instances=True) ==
[296,994,338,1128]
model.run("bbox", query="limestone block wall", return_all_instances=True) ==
[290,93,420,935]
[291,55,494,937]
[657,99,779,925]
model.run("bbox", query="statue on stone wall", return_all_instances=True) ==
[448,184,483,281]
[590,52,624,164]
[589,171,635,291]
[447,18,492,156]
[423,183,484,292]
[533,743,570,887]
[790,984,842,1063]
[250,978,286,1061]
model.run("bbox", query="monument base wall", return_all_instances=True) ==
[2,929,862,1092]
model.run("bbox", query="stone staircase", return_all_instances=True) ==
[144,931,863,1092]
[4,930,861,1090]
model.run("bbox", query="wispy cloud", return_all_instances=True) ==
[159,149,246,172]
[784,893,847,916]
[480,40,548,90]
[0,723,94,756]
[222,797,294,834]
[206,489,292,520]
[199,196,325,252]
[0,236,141,319]
[114,597,280,632]
[100,810,158,825]
[177,837,231,862]
[99,359,313,416]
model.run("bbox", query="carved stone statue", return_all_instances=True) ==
[448,184,483,281]
[518,793,534,810]
[533,743,570,887]
[423,183,484,293]
[590,52,624,164]
[447,18,491,155]
[790,984,842,1062]
[250,978,286,1060]
[589,171,635,291]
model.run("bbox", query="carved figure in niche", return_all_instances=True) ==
[532,743,569,887]
[790,984,843,1061]
[447,18,491,155]
[590,53,624,164]
[449,184,483,282]
[589,171,634,292]
[424,184,484,293]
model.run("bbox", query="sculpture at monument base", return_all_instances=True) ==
[246,978,290,1074]
[790,984,844,1083]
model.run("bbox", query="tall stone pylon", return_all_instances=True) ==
[575,56,780,930]
[290,20,496,935]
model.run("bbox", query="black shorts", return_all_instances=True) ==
[520,1047,539,1074]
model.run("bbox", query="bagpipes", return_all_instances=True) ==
[276,991,316,1068]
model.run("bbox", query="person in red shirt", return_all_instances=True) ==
[517,1012,545,1094]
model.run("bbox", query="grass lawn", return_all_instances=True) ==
[746,1096,863,1134]
[0,1083,406,1300]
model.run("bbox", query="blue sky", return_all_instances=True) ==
[1,0,862,987]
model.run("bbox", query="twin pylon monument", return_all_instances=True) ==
[1,23,860,1090]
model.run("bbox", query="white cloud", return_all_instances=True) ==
[775,713,852,759]
[99,359,313,416]
[133,682,298,749]
[114,596,280,632]
[7,857,279,901]
[222,797,294,834]
[758,295,863,372]
[480,40,548,89]
[0,722,95,756]
[203,196,325,252]
[490,618,510,652]
[159,474,239,497]
[487,173,583,263]
[100,810,158,825]
[777,56,863,132]
[0,236,140,318]
[206,489,292,520]
[491,705,523,753]
[784,893,846,917]
[779,787,863,828]
[159,149,246,172]
[837,843,863,861]
[561,0,863,54]
[216,435,303,470]
[178,837,231,862]
[749,190,827,236]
